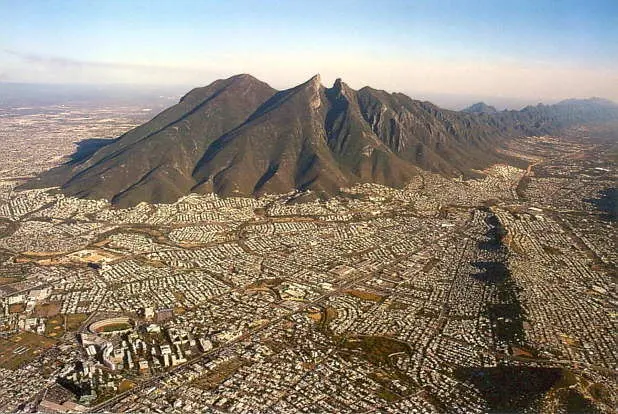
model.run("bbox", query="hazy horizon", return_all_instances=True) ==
[1,0,617,106]
[2,77,610,112]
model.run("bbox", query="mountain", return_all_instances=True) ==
[462,102,498,114]
[28,74,277,205]
[24,75,618,207]
[479,97,618,136]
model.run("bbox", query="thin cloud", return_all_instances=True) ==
[3,49,176,71]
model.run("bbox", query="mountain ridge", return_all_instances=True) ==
[24,74,618,207]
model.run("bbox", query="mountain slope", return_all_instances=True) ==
[26,74,277,205]
[192,75,349,195]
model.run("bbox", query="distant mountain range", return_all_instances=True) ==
[25,74,618,207]
[462,102,498,114]
[463,97,618,137]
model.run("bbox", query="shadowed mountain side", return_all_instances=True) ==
[23,74,618,206]
[67,138,119,165]
[26,138,118,189]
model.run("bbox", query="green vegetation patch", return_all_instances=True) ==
[34,302,61,318]
[344,289,385,302]
[97,322,131,333]
[0,331,56,370]
[0,276,20,286]
[191,357,248,390]
[65,313,88,331]
[45,315,65,338]
[341,335,412,366]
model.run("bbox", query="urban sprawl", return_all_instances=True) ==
[0,105,616,413]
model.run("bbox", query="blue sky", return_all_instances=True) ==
[1,0,617,106]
